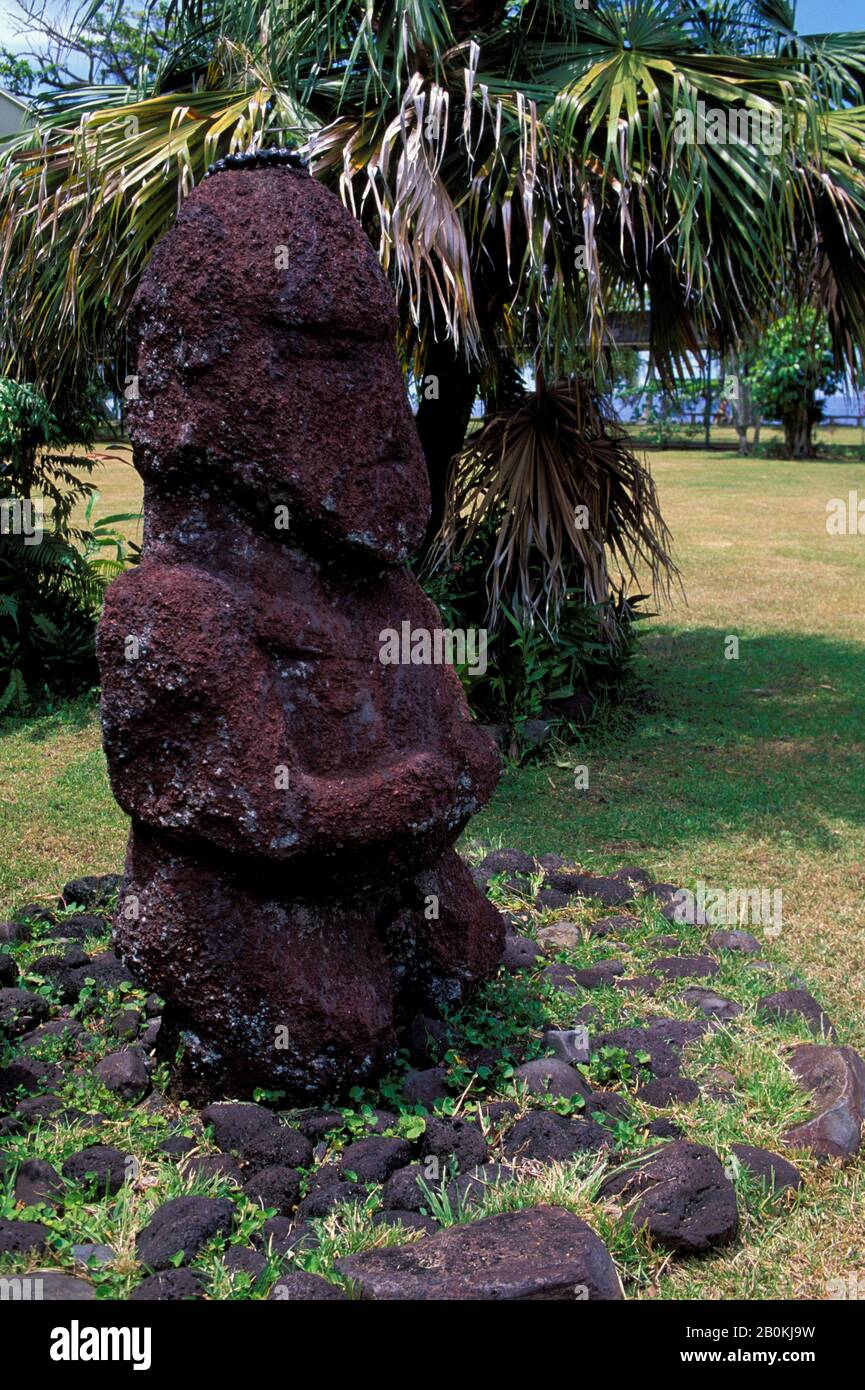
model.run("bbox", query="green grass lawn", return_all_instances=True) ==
[470,450,865,1054]
[2,447,864,1300]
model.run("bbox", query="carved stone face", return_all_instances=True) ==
[126,169,430,564]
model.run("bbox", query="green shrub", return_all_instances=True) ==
[0,378,138,713]
[751,311,843,459]
[422,516,647,745]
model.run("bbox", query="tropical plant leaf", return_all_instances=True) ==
[434,373,680,627]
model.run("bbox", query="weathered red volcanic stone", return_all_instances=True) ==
[782,1044,865,1160]
[97,166,504,1101]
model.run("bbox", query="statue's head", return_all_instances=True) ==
[127,166,430,564]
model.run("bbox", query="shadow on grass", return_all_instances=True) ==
[473,625,865,861]
[642,625,865,742]
[0,693,98,743]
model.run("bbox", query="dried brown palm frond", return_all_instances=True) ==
[436,374,681,631]
[317,72,480,352]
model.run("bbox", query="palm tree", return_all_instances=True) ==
[2,0,864,619]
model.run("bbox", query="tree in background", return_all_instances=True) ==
[751,310,843,458]
[0,0,173,93]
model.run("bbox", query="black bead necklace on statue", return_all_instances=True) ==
[204,147,309,178]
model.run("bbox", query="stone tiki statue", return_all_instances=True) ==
[97,163,504,1103]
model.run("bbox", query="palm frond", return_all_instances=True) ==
[435,374,680,628]
[3,1,865,391]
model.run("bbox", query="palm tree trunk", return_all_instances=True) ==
[415,338,481,552]
[783,406,814,459]
[414,218,513,553]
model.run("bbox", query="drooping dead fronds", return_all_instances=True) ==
[436,374,681,631]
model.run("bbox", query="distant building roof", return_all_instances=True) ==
[0,87,29,109]
[0,87,31,139]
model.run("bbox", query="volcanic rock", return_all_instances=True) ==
[295,1165,364,1219]
[609,866,653,891]
[62,1145,129,1197]
[500,934,544,974]
[14,1159,64,1209]
[18,1018,87,1051]
[242,1165,301,1215]
[591,1019,708,1079]
[72,1244,117,1267]
[200,1101,279,1152]
[536,888,571,910]
[60,875,122,909]
[404,1014,448,1065]
[501,1111,611,1163]
[542,1027,590,1064]
[551,874,635,907]
[421,1117,488,1173]
[644,1118,684,1140]
[444,1163,514,1209]
[373,1209,438,1235]
[782,1044,865,1160]
[476,849,538,882]
[0,1058,62,1099]
[236,1125,314,1173]
[0,920,30,944]
[94,1050,151,1101]
[136,1195,234,1269]
[401,1067,450,1107]
[268,1272,347,1301]
[600,1141,738,1253]
[636,1077,701,1107]
[0,1219,50,1256]
[615,975,660,996]
[381,1164,429,1211]
[729,1143,803,1194]
[587,915,640,937]
[650,955,719,981]
[586,1091,631,1124]
[758,990,835,1039]
[223,1246,267,1279]
[338,1206,623,1299]
[512,1057,593,1100]
[539,963,583,994]
[709,929,761,954]
[130,1268,207,1300]
[28,1273,96,1301]
[339,1136,412,1184]
[0,988,50,1037]
[182,1153,243,1184]
[680,987,743,1022]
[536,922,584,952]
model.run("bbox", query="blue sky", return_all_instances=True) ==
[794,0,864,32]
